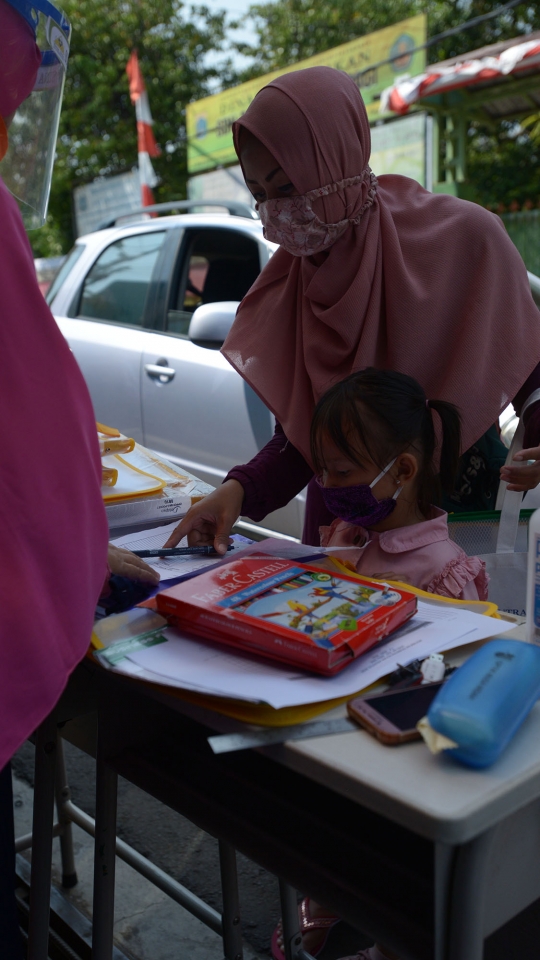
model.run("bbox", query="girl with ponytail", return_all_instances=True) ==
[310,368,487,600]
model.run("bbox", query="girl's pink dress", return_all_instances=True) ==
[320,507,488,600]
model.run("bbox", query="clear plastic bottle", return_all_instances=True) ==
[526,507,540,645]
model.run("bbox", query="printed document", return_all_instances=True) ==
[120,600,515,709]
[110,522,248,580]
[110,528,327,581]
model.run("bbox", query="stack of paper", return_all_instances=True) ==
[96,599,514,709]
[105,447,214,531]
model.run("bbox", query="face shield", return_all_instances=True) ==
[0,0,70,228]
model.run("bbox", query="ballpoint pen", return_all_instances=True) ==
[132,545,234,558]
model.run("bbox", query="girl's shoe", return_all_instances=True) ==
[270,897,341,960]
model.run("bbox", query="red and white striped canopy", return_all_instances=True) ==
[381,37,540,115]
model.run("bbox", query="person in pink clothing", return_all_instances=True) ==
[272,369,487,960]
[311,368,488,604]
[0,3,158,954]
[312,369,487,601]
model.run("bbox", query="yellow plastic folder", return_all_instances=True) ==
[97,423,166,503]
[100,456,166,502]
[327,556,500,619]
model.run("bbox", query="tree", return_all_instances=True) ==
[233,0,420,75]
[234,1,540,75]
[422,1,540,63]
[31,0,233,257]
[467,122,540,210]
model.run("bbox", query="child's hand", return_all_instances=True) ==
[371,571,412,584]
[107,544,160,585]
[500,447,540,492]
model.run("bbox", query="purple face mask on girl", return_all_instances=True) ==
[317,459,401,528]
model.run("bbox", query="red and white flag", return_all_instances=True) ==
[126,50,161,207]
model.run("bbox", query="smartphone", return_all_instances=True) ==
[347,681,445,745]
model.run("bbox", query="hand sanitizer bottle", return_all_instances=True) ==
[526,508,540,645]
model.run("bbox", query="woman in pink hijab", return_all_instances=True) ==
[0,3,154,953]
[169,65,540,561]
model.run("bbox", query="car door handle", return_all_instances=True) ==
[144,362,176,383]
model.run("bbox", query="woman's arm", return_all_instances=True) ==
[226,421,314,521]
[164,423,313,551]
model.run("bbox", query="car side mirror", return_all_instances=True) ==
[188,301,239,349]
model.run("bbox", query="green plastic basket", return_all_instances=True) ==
[447,509,534,557]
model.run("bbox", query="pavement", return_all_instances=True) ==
[13,771,264,960]
[12,741,365,960]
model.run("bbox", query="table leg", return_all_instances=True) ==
[92,732,118,960]
[446,825,498,960]
[54,737,77,889]
[434,842,454,960]
[278,879,316,960]
[219,840,243,960]
[27,715,58,960]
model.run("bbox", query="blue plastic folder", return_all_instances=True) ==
[427,639,540,768]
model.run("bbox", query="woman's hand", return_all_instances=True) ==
[107,544,160,585]
[163,479,245,554]
[500,446,540,492]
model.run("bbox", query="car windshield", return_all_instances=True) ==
[46,244,86,306]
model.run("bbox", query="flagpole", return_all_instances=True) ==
[126,50,161,207]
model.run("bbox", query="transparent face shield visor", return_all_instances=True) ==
[1,0,70,228]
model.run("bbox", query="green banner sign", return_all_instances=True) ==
[186,14,427,174]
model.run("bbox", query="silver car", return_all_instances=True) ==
[47,203,306,539]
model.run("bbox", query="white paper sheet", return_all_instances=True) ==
[110,529,328,581]
[124,601,515,709]
[110,522,249,580]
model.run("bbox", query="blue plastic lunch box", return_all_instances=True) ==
[427,638,540,768]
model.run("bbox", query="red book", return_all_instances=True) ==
[155,554,417,676]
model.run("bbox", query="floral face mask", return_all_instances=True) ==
[316,458,401,528]
[258,169,378,257]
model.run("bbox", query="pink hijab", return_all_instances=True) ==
[0,178,108,768]
[223,66,540,463]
